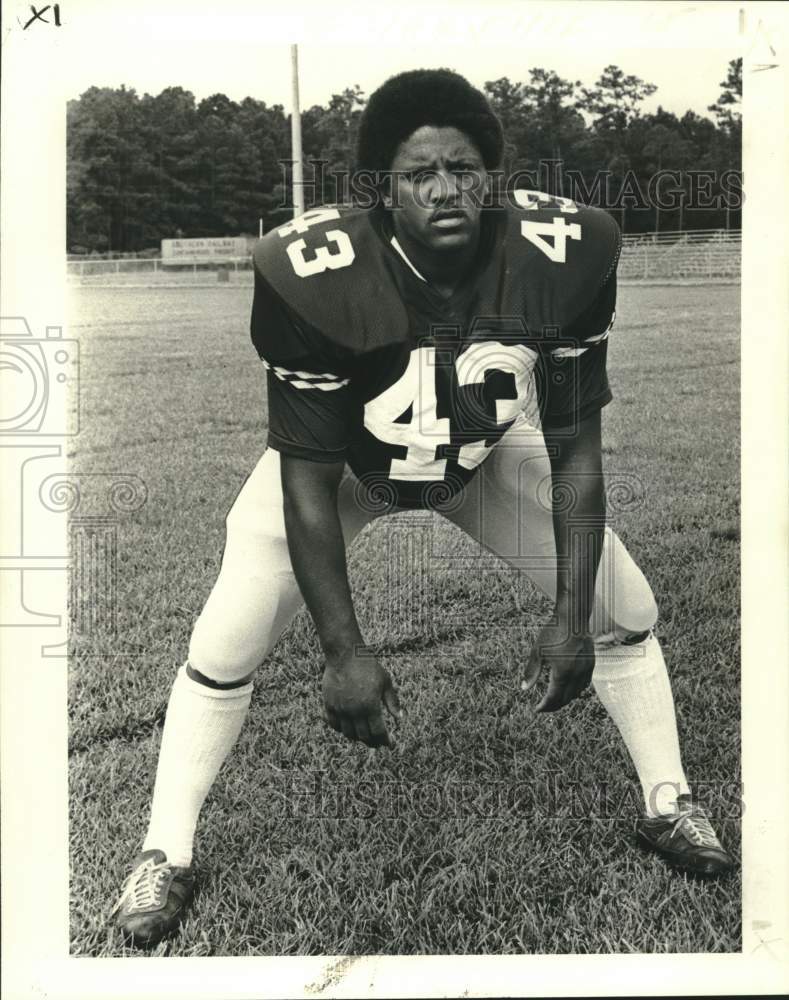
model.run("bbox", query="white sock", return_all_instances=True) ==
[592,632,690,817]
[142,662,253,866]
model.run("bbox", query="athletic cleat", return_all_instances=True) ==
[635,793,735,877]
[111,849,194,947]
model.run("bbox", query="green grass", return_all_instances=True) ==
[68,283,741,956]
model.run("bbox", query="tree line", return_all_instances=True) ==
[67,60,741,254]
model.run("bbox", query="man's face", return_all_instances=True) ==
[385,125,489,253]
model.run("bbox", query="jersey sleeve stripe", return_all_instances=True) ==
[551,346,589,358]
[263,359,350,390]
[583,329,610,345]
[277,366,345,381]
[286,377,347,391]
[550,326,610,358]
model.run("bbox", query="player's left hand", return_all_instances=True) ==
[524,624,595,713]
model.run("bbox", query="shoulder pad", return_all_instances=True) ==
[501,191,621,328]
[253,207,410,353]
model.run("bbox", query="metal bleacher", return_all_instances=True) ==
[617,229,741,280]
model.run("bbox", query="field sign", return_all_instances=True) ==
[161,236,248,265]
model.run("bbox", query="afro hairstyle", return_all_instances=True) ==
[356,68,504,174]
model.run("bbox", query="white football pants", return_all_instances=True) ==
[188,417,657,684]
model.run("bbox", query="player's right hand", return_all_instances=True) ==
[322,649,401,749]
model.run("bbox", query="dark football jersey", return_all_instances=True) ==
[251,192,620,510]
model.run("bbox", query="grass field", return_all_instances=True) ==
[67,282,741,957]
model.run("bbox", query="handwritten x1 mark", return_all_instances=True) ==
[23,4,62,29]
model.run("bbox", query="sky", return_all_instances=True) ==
[49,0,743,119]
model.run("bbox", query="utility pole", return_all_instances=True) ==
[291,44,305,219]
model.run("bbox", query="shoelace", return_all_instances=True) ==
[672,808,721,849]
[111,859,171,915]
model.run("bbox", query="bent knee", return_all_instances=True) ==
[188,621,264,684]
[188,562,301,684]
[594,530,658,638]
[594,588,658,643]
[616,586,658,634]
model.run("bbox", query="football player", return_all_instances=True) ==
[112,69,734,947]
